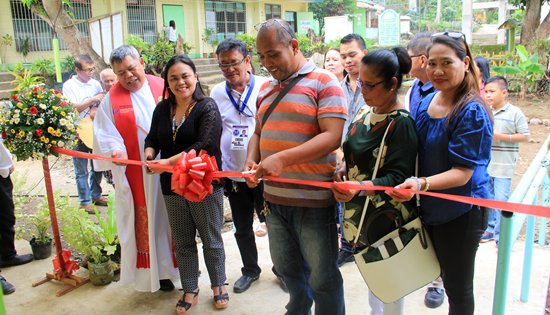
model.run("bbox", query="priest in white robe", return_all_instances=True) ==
[93,45,179,292]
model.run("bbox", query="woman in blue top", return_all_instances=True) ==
[388,32,493,315]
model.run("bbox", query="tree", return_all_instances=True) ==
[435,0,442,23]
[309,0,356,37]
[21,0,107,69]
[509,0,550,45]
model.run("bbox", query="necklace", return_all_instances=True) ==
[172,101,196,143]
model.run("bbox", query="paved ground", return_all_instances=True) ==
[1,229,549,315]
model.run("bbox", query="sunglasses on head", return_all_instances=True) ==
[431,31,466,41]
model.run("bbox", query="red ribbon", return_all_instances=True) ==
[51,147,550,218]
[52,249,79,276]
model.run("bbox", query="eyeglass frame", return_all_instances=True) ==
[78,66,95,73]
[356,78,387,91]
[218,56,247,70]
[254,19,296,40]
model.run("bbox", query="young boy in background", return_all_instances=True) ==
[482,76,530,244]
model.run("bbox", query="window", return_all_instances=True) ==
[10,0,91,52]
[265,4,281,20]
[205,0,246,40]
[126,0,157,44]
[285,11,297,33]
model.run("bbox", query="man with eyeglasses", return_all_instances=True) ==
[210,38,271,294]
[245,19,347,315]
[62,54,107,214]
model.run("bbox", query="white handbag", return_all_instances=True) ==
[349,119,440,304]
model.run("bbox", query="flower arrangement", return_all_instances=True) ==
[0,85,79,161]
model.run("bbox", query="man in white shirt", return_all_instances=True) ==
[93,45,179,292]
[210,38,270,293]
[63,54,107,213]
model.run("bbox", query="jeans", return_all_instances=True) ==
[486,177,511,243]
[0,175,16,260]
[336,202,352,253]
[427,206,488,315]
[266,203,344,315]
[73,140,103,205]
[225,179,265,277]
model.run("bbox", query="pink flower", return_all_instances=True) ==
[29,106,38,115]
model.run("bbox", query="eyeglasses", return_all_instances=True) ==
[218,56,246,70]
[254,19,296,39]
[431,31,466,41]
[79,67,95,73]
[356,79,386,91]
[238,104,254,118]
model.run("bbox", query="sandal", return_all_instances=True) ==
[176,289,199,315]
[255,223,268,237]
[212,284,229,309]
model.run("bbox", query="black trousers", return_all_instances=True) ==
[225,179,265,277]
[427,206,488,315]
[0,175,16,260]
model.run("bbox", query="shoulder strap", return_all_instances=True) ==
[261,73,306,128]
[352,118,395,245]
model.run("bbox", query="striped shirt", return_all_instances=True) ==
[488,102,530,178]
[257,60,348,208]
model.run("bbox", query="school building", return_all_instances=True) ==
[0,0,318,64]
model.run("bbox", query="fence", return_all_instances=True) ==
[493,135,550,315]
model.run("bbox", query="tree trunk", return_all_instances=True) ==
[435,0,442,23]
[535,10,550,40]
[29,0,107,69]
[520,0,541,45]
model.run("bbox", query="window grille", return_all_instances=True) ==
[10,0,91,52]
[205,0,246,40]
[265,4,281,20]
[285,11,297,33]
[126,0,157,44]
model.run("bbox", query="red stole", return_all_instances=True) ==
[110,75,164,268]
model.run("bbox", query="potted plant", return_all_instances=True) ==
[59,201,117,286]
[15,197,53,260]
[202,28,219,58]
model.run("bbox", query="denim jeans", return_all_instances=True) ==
[266,203,345,315]
[73,140,103,205]
[336,202,353,253]
[487,176,511,243]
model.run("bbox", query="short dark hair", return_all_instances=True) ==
[257,19,295,43]
[340,34,366,50]
[162,54,206,103]
[407,32,433,56]
[74,54,94,70]
[486,75,508,90]
[361,47,411,91]
[216,38,248,57]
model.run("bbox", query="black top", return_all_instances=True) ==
[145,97,223,195]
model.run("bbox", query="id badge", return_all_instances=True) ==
[231,125,248,150]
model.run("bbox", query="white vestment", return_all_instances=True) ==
[93,80,179,292]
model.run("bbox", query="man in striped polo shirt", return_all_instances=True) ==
[482,76,529,245]
[245,19,347,315]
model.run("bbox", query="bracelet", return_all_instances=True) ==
[420,177,430,191]
[409,176,421,191]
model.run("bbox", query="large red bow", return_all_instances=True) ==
[52,249,80,277]
[171,149,219,202]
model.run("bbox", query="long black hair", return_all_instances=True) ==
[475,56,490,84]
[162,54,206,104]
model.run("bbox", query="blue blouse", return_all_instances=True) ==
[416,92,493,225]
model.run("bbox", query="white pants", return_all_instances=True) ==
[369,290,404,315]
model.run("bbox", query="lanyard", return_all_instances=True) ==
[225,74,255,114]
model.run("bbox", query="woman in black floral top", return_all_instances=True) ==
[144,54,228,314]
[331,47,418,314]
